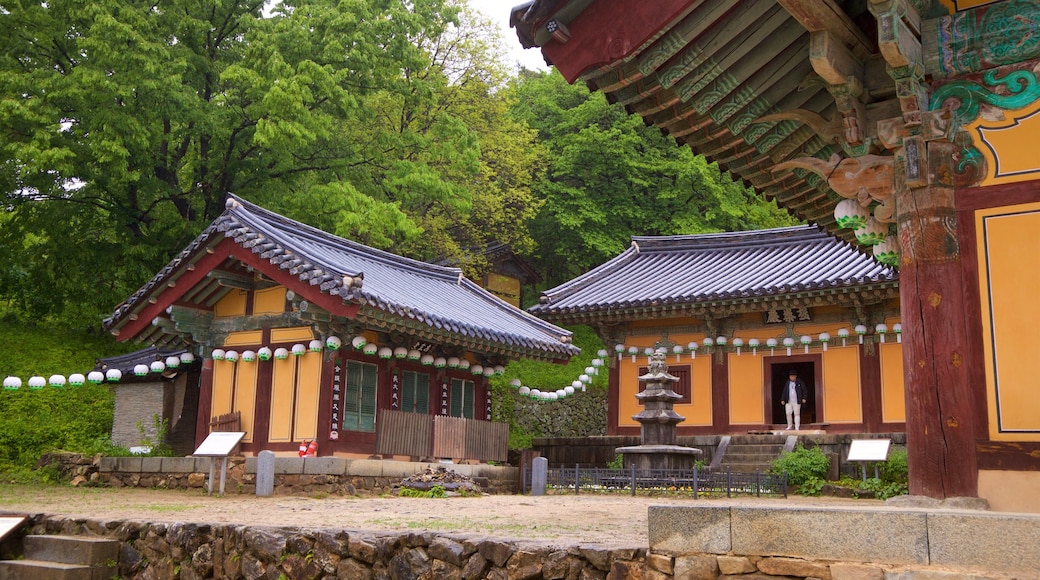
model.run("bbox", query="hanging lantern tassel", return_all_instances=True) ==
[855,324,867,344]
[838,328,849,348]
[732,338,744,356]
[749,338,759,356]
[819,333,830,352]
[893,323,902,343]
[783,338,795,357]
[800,335,811,354]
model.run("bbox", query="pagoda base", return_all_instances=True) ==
[615,444,703,471]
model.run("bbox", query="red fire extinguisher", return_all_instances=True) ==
[298,441,307,457]
[305,440,318,457]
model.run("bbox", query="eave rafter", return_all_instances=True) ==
[537,284,900,327]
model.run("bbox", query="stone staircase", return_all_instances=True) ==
[0,533,119,580]
[711,434,797,473]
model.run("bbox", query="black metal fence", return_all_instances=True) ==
[521,465,787,498]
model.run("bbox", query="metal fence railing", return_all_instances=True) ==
[520,465,787,498]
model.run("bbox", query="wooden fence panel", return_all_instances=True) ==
[209,411,241,433]
[432,415,467,459]
[465,420,509,462]
[375,410,433,457]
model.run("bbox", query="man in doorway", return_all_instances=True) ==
[780,370,807,430]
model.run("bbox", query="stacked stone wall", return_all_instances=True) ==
[14,514,1021,579]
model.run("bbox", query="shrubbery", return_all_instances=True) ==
[770,444,830,486]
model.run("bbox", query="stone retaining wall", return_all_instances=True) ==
[95,456,518,495]
[12,511,1025,579]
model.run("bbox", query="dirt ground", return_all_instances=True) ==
[0,484,882,548]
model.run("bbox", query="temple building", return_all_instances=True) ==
[510,0,1040,510]
[102,195,578,460]
[530,225,903,436]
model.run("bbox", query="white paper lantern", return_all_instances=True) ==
[447,356,460,368]
[180,352,195,365]
[258,347,273,361]
[241,350,257,362]
[819,332,831,351]
[291,344,307,356]
[223,351,238,363]
[702,337,714,348]
[510,379,522,388]
[564,385,575,395]
[363,343,379,356]
[133,364,149,376]
[407,349,421,361]
[274,347,290,360]
[378,346,393,359]
[855,217,888,246]
[471,365,484,376]
[325,336,342,351]
[211,349,226,361]
[483,366,495,377]
[748,338,760,355]
[150,360,166,372]
[767,338,778,355]
[876,323,888,343]
[556,389,566,398]
[68,373,85,386]
[4,376,22,390]
[420,354,435,366]
[518,386,531,396]
[893,323,902,343]
[457,359,470,370]
[597,349,608,358]
[834,198,870,230]
[308,339,323,352]
[165,356,181,369]
[873,236,900,266]
[494,365,505,375]
[106,369,122,382]
[28,376,46,389]
[434,357,447,368]
[87,371,105,385]
[351,335,368,349]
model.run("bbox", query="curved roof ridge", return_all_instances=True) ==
[630,224,828,251]
[226,195,466,282]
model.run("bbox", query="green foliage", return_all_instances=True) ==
[399,485,447,498]
[0,384,114,471]
[135,414,174,457]
[878,447,908,484]
[508,70,799,289]
[859,477,908,500]
[492,325,608,448]
[771,444,830,487]
[607,454,624,469]
[798,476,825,497]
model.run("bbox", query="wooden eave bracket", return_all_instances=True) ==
[778,0,874,61]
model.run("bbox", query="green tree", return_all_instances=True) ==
[509,70,798,288]
[0,0,461,325]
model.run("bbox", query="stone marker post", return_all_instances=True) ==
[531,456,548,496]
[256,450,275,497]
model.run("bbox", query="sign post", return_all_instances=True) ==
[847,438,891,483]
[192,431,246,495]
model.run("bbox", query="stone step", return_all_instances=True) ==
[0,560,94,580]
[21,535,119,580]
[715,462,775,474]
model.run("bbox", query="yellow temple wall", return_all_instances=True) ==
[974,201,1040,442]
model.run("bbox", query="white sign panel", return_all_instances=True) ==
[847,438,891,462]
[192,432,245,457]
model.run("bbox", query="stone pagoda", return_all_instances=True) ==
[615,351,702,470]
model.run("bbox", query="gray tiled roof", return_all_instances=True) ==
[530,225,897,316]
[105,195,578,359]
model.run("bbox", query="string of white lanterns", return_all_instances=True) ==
[607,325,902,363]
[511,350,608,402]
[2,352,198,390]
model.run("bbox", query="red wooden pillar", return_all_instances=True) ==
[194,357,215,449]
[896,143,978,498]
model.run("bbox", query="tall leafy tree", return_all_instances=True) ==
[0,0,461,325]
[510,70,798,288]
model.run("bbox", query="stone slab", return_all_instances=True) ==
[303,457,347,475]
[648,506,732,554]
[345,459,389,477]
[160,457,198,473]
[108,457,143,473]
[274,457,305,474]
[139,457,163,472]
[730,506,928,565]
[927,511,1040,575]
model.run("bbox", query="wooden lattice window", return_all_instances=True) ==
[401,370,430,415]
[637,365,691,404]
[343,360,378,432]
[449,378,475,419]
